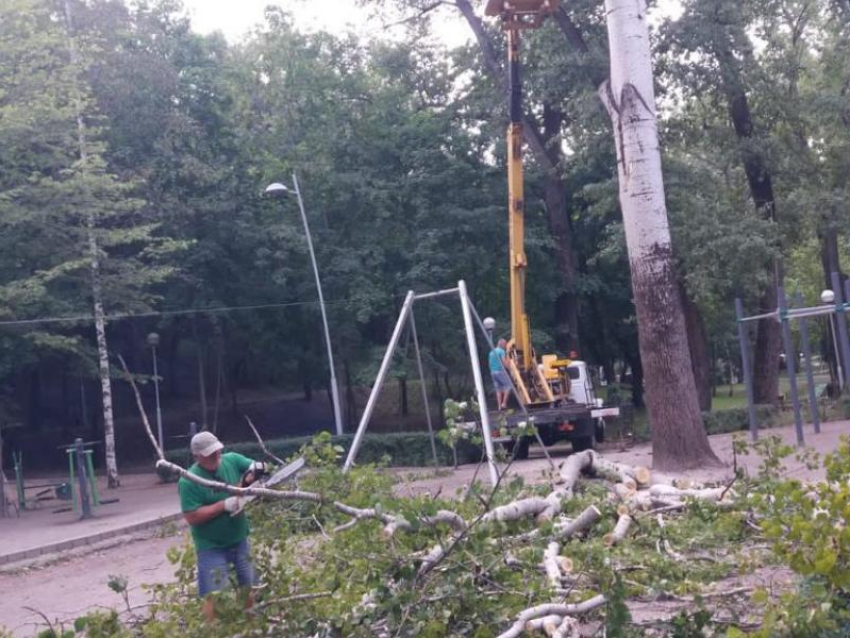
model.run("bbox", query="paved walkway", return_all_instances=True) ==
[0,472,181,566]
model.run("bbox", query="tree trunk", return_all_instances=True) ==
[196,336,208,430]
[542,104,580,354]
[820,227,844,385]
[681,286,712,412]
[344,359,356,429]
[720,50,781,406]
[62,0,119,487]
[752,283,781,405]
[399,376,409,417]
[625,353,644,409]
[600,0,720,470]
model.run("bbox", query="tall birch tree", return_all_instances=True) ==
[599,0,720,469]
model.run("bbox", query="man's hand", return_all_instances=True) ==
[223,496,247,515]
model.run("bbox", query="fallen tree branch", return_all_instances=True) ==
[497,594,607,638]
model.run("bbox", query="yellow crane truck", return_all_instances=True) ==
[485,0,619,458]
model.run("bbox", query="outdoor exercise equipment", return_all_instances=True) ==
[735,271,850,445]
[12,451,71,511]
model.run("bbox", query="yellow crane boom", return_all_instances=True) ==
[486,0,568,406]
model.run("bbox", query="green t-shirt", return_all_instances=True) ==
[178,452,253,550]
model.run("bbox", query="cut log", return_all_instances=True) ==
[543,542,563,590]
[648,485,733,503]
[483,497,551,523]
[604,514,632,546]
[650,472,695,490]
[497,595,607,638]
[525,615,563,633]
[554,505,602,540]
[552,616,581,638]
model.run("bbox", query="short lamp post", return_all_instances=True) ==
[147,332,164,452]
[483,316,496,347]
[821,289,843,390]
[265,174,343,436]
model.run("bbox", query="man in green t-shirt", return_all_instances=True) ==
[178,431,266,621]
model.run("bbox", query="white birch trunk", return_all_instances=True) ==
[62,0,119,487]
[599,0,720,471]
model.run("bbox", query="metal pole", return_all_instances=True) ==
[409,308,439,467]
[458,280,499,486]
[832,272,850,392]
[830,314,843,390]
[412,288,460,301]
[75,438,92,519]
[794,292,820,434]
[778,287,805,446]
[344,291,416,472]
[152,345,164,453]
[735,298,759,441]
[292,173,343,436]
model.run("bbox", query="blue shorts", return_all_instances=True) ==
[491,370,511,392]
[196,538,256,597]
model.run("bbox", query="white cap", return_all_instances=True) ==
[190,431,223,457]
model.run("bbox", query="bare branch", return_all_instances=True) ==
[245,415,286,465]
[117,354,164,460]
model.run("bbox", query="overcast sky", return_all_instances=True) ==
[180,0,472,46]
[179,0,682,46]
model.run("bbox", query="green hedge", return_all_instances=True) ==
[701,404,777,435]
[165,432,484,470]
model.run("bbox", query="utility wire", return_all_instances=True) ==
[0,299,357,328]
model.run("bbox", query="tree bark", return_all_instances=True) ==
[719,50,781,406]
[819,227,843,385]
[600,0,720,470]
[62,0,119,487]
[542,104,580,354]
[681,286,712,411]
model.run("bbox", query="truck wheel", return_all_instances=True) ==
[571,435,595,452]
[595,419,605,444]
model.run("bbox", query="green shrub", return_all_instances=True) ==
[166,431,484,469]
[701,404,777,435]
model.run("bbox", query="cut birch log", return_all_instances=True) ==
[648,485,733,503]
[483,497,551,523]
[552,616,581,638]
[524,615,563,633]
[543,542,563,590]
[604,514,632,546]
[554,505,602,540]
[650,472,695,490]
[497,594,607,638]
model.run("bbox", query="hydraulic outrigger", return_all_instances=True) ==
[485,0,573,408]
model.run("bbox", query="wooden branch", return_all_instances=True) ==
[604,514,633,546]
[497,594,607,638]
[117,354,163,460]
[244,416,286,465]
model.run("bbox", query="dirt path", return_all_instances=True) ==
[0,532,184,637]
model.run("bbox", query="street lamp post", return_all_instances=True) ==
[265,174,343,436]
[483,317,496,347]
[147,332,164,453]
